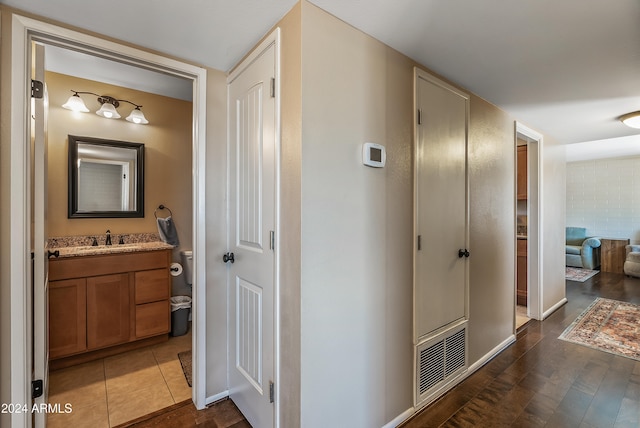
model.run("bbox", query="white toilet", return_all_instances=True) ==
[180,250,193,287]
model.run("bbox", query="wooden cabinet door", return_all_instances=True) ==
[517,146,527,200]
[49,279,87,359]
[86,273,131,350]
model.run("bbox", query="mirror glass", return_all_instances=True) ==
[68,135,144,218]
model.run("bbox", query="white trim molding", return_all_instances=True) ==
[381,407,415,428]
[542,298,567,320]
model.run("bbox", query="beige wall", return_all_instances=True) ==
[300,3,414,426]
[203,66,230,399]
[45,71,193,295]
[541,135,567,314]
[276,3,303,426]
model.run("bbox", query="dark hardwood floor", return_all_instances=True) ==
[403,271,640,427]
[115,398,251,428]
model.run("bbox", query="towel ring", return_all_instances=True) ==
[154,204,173,219]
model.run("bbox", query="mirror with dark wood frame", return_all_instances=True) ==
[68,135,145,218]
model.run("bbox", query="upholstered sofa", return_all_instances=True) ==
[566,227,601,270]
[624,245,640,277]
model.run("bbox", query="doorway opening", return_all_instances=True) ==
[515,122,542,327]
[8,14,208,428]
[42,44,195,427]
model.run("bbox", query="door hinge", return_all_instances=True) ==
[270,77,275,98]
[31,80,44,99]
[417,235,422,251]
[32,379,43,399]
[417,109,423,125]
[269,381,275,403]
[270,230,275,250]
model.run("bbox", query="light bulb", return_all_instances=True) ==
[96,102,120,119]
[125,107,149,125]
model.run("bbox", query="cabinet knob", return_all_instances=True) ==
[48,250,60,259]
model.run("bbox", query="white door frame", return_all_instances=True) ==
[7,14,208,426]
[515,122,543,321]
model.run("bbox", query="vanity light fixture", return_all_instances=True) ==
[62,90,149,125]
[620,111,640,129]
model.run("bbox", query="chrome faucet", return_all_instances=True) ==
[105,229,112,246]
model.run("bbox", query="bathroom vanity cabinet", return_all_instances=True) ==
[49,249,171,365]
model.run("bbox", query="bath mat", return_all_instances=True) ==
[559,298,640,361]
[178,350,192,387]
[565,267,599,282]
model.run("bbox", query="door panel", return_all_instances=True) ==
[228,38,277,428]
[415,73,469,340]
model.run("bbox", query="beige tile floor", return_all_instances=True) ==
[516,304,530,329]
[47,330,192,428]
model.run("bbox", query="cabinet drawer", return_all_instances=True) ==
[135,269,170,304]
[136,300,170,338]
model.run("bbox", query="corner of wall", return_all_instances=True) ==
[276,2,302,427]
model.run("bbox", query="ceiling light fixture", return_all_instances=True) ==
[620,111,640,129]
[62,90,149,125]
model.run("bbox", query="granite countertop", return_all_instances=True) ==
[49,233,174,258]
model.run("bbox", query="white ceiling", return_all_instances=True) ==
[3,0,640,149]
[45,45,193,101]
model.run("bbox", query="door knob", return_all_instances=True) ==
[458,249,470,258]
[223,252,235,263]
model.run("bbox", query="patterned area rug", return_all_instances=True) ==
[178,350,192,387]
[559,298,640,361]
[565,267,599,282]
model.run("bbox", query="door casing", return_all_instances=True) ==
[6,14,208,427]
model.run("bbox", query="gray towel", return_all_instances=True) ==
[157,216,179,246]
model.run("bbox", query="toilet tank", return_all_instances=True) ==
[180,250,193,285]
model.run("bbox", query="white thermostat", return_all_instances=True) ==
[362,142,386,168]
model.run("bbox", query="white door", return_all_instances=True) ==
[227,38,278,428]
[414,70,469,340]
[31,41,50,427]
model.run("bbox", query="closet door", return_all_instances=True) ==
[414,70,469,340]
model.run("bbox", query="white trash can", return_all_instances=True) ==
[170,296,192,336]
